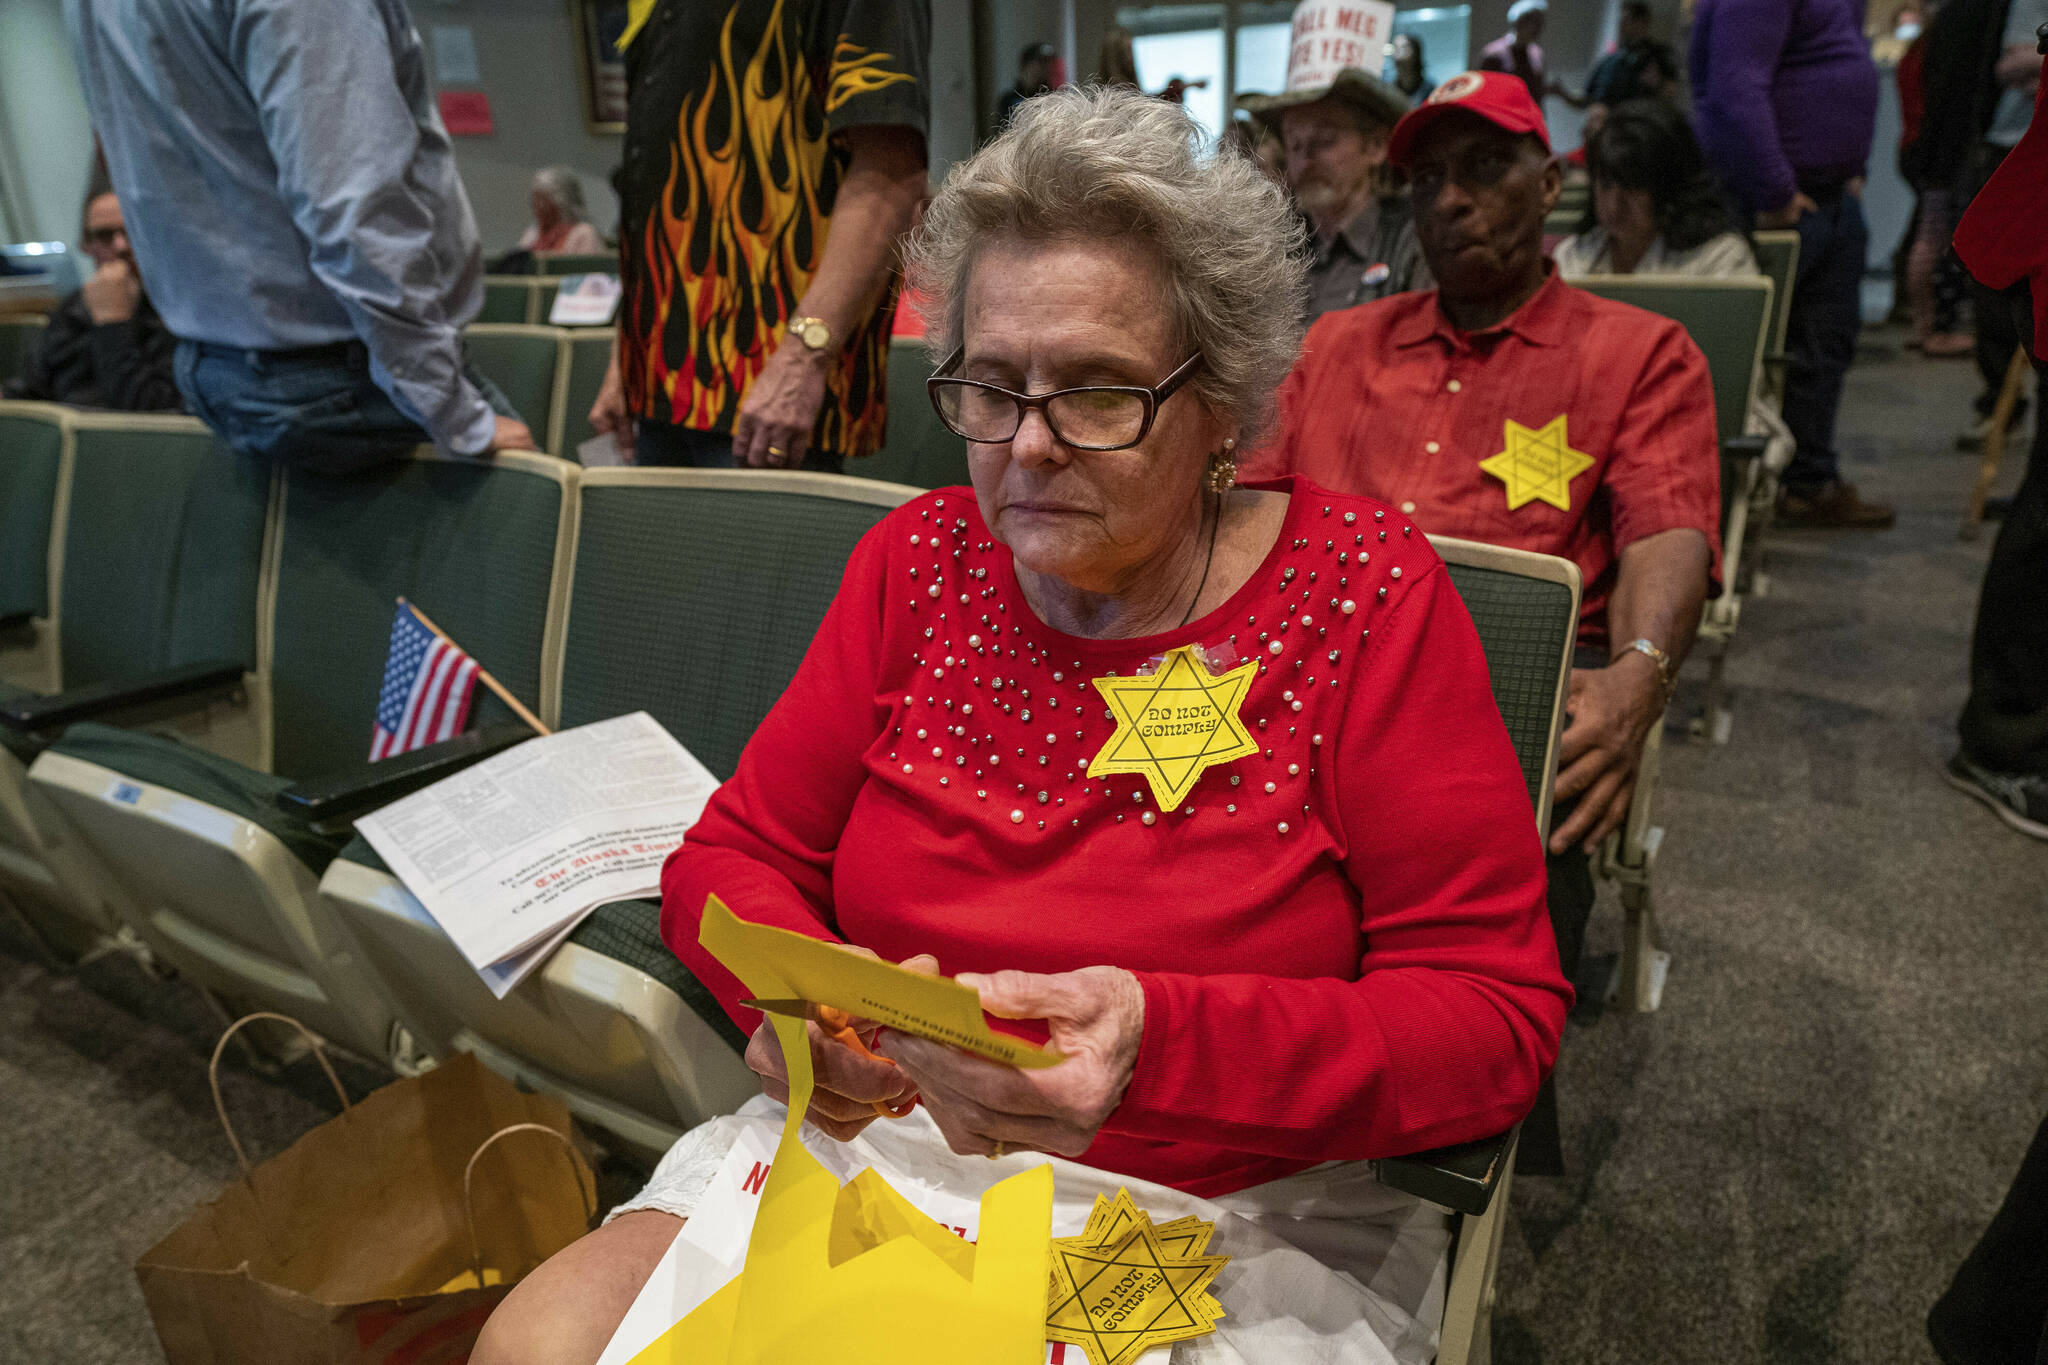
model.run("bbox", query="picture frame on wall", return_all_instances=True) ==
[573,0,630,133]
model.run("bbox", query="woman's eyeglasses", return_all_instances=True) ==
[926,349,1203,452]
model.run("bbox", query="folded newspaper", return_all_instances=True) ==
[354,711,719,997]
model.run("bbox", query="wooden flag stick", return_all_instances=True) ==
[399,597,552,736]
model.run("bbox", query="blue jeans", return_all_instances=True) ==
[175,339,518,475]
[1779,188,1868,494]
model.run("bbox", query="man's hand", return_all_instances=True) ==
[745,946,931,1142]
[488,416,539,453]
[81,259,141,325]
[732,340,830,468]
[883,966,1146,1161]
[588,343,636,462]
[1549,654,1664,855]
[1756,191,1819,230]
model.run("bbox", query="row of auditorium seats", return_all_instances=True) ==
[459,315,973,490]
[0,405,918,1137]
[0,305,971,493]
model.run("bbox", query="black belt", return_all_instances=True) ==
[189,337,366,367]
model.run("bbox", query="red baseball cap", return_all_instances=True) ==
[1387,70,1552,171]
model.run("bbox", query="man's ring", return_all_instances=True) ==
[767,445,787,459]
[991,1139,1007,1159]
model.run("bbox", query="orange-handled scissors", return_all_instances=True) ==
[744,998,919,1119]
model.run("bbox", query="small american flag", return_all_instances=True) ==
[370,602,481,760]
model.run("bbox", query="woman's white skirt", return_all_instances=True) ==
[597,1097,1450,1365]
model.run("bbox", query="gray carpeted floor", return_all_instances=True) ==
[1,327,2043,1363]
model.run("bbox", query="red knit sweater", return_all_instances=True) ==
[663,478,1572,1198]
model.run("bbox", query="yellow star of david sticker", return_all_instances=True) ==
[1045,1218,1228,1365]
[1088,645,1259,812]
[1478,414,1595,512]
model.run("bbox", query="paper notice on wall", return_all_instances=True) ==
[432,25,482,85]
[356,712,718,993]
[1284,0,1396,91]
[438,90,495,136]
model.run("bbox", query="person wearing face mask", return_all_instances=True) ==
[1554,99,1756,279]
[4,185,180,411]
[1241,65,1430,322]
[1244,80,1720,1168]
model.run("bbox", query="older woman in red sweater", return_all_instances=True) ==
[478,86,1570,1365]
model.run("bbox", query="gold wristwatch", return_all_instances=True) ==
[1618,637,1674,695]
[788,316,833,352]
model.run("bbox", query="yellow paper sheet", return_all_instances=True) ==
[700,894,1064,1069]
[628,908,1056,1365]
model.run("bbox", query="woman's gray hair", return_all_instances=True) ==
[908,86,1307,447]
[531,166,590,223]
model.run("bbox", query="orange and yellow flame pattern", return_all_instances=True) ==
[624,0,907,457]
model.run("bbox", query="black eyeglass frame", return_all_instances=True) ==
[925,347,1204,452]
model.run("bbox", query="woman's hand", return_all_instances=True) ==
[744,947,932,1141]
[881,966,1146,1160]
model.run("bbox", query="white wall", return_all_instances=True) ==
[0,0,97,245]
[419,0,625,254]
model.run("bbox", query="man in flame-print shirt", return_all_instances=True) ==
[600,0,930,472]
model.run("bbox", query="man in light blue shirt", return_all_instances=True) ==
[67,0,536,470]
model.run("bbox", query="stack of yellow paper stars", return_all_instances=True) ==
[1045,1189,1229,1365]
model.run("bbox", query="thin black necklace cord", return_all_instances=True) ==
[1176,490,1221,630]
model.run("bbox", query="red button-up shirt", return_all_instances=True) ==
[1245,271,1723,648]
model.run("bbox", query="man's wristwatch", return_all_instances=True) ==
[1617,638,1675,695]
[787,316,834,352]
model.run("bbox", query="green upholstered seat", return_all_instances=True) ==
[1427,540,1581,849]
[3,416,267,954]
[559,472,914,779]
[54,722,348,870]
[57,419,266,691]
[27,450,576,1063]
[0,404,66,624]
[266,454,569,781]
[853,338,971,491]
[1750,231,1801,366]
[333,835,747,1053]
[1570,276,1772,448]
[534,252,619,278]
[478,276,538,324]
[556,330,616,458]
[0,317,47,388]
[47,447,573,824]
[1441,556,1581,824]
[465,326,562,450]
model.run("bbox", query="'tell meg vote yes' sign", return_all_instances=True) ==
[1285,0,1397,91]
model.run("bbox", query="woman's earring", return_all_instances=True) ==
[1206,438,1238,494]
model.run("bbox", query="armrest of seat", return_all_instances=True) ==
[276,722,534,831]
[1722,433,1769,469]
[1371,1127,1516,1217]
[0,659,244,734]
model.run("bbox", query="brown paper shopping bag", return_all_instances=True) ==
[136,1014,595,1365]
